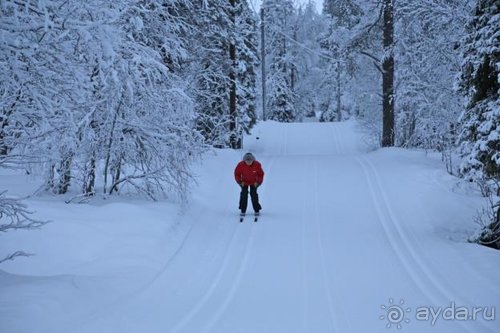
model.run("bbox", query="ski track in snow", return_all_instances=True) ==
[355,157,434,295]
[168,223,245,333]
[312,160,341,332]
[299,158,310,333]
[359,155,493,333]
[197,156,279,333]
[170,140,284,333]
[314,125,342,331]
[70,122,500,333]
[335,123,494,333]
[61,170,238,333]
[336,121,438,306]
[346,114,494,333]
[2,120,499,333]
[199,219,256,333]
[329,122,355,333]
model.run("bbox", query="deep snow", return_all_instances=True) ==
[1,120,499,333]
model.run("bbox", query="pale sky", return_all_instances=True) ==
[249,0,323,14]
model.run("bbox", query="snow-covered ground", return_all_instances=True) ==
[1,120,499,333]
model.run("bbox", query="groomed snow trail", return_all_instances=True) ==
[71,120,499,333]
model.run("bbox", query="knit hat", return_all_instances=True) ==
[243,152,255,162]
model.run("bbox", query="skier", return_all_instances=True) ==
[234,152,264,217]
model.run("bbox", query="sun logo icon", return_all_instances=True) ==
[379,298,411,329]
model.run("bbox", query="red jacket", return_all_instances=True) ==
[234,160,264,186]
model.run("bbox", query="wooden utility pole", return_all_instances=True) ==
[382,0,395,147]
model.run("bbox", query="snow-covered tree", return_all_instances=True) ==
[458,0,499,186]
[1,0,205,201]
[236,1,259,136]
[0,0,92,194]
[345,0,393,143]
[262,0,296,122]
[190,1,231,147]
[228,0,259,148]
[395,1,473,150]
[319,0,363,122]
[0,150,47,262]
[458,0,499,248]
[0,190,47,264]
[96,1,204,200]
[190,0,258,147]
[292,2,325,120]
[339,1,382,140]
[340,1,472,151]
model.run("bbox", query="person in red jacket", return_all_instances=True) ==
[234,152,264,216]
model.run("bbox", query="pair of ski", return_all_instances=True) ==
[240,213,259,223]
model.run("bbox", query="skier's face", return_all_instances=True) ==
[244,158,253,165]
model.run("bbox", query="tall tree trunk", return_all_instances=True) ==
[0,120,8,156]
[0,109,11,156]
[290,25,297,93]
[56,152,73,194]
[0,92,20,156]
[229,0,238,149]
[103,98,123,194]
[336,61,342,121]
[283,7,287,74]
[46,163,55,191]
[82,114,98,196]
[382,0,395,147]
[109,153,123,194]
[82,153,96,196]
[261,7,267,121]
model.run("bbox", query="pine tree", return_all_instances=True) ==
[191,1,231,147]
[458,0,499,188]
[323,0,363,28]
[229,0,259,148]
[459,0,499,248]
[294,2,325,120]
[236,1,259,137]
[262,0,296,122]
[319,0,363,122]
[191,0,258,147]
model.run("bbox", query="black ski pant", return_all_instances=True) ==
[239,185,261,213]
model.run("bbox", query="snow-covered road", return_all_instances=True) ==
[1,120,499,333]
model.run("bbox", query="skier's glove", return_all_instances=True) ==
[240,182,245,187]
[254,183,260,188]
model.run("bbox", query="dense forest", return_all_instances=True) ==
[1,0,498,248]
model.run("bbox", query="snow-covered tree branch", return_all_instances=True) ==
[0,190,47,264]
